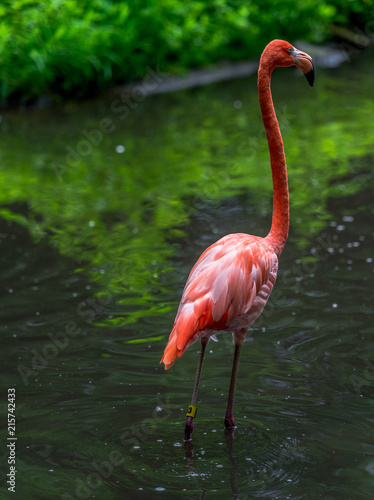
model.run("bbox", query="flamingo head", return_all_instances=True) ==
[262,39,315,87]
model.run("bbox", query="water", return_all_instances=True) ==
[1,48,374,499]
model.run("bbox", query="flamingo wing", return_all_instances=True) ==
[161,233,278,369]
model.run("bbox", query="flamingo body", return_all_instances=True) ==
[160,39,315,438]
[161,234,278,369]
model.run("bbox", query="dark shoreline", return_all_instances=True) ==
[0,40,365,111]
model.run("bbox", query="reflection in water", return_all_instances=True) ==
[224,430,239,498]
[1,49,374,331]
[1,48,374,499]
[184,440,207,499]
[183,424,310,499]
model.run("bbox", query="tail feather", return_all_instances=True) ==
[160,328,180,370]
[161,304,199,370]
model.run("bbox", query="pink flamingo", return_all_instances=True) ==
[161,40,314,440]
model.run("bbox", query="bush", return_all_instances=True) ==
[0,0,372,102]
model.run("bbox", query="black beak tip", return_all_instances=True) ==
[305,63,315,87]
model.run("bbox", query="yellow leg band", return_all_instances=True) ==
[186,405,197,418]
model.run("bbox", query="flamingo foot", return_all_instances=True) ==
[184,416,194,441]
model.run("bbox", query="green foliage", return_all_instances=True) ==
[1,52,374,325]
[0,0,372,102]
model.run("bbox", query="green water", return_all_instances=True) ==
[1,48,374,499]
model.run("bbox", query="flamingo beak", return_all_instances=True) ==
[291,48,315,87]
[303,59,315,87]
[304,65,315,87]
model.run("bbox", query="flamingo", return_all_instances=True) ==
[161,40,315,440]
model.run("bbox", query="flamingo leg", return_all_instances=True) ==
[185,336,209,441]
[224,333,245,429]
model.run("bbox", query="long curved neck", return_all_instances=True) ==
[258,62,289,256]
